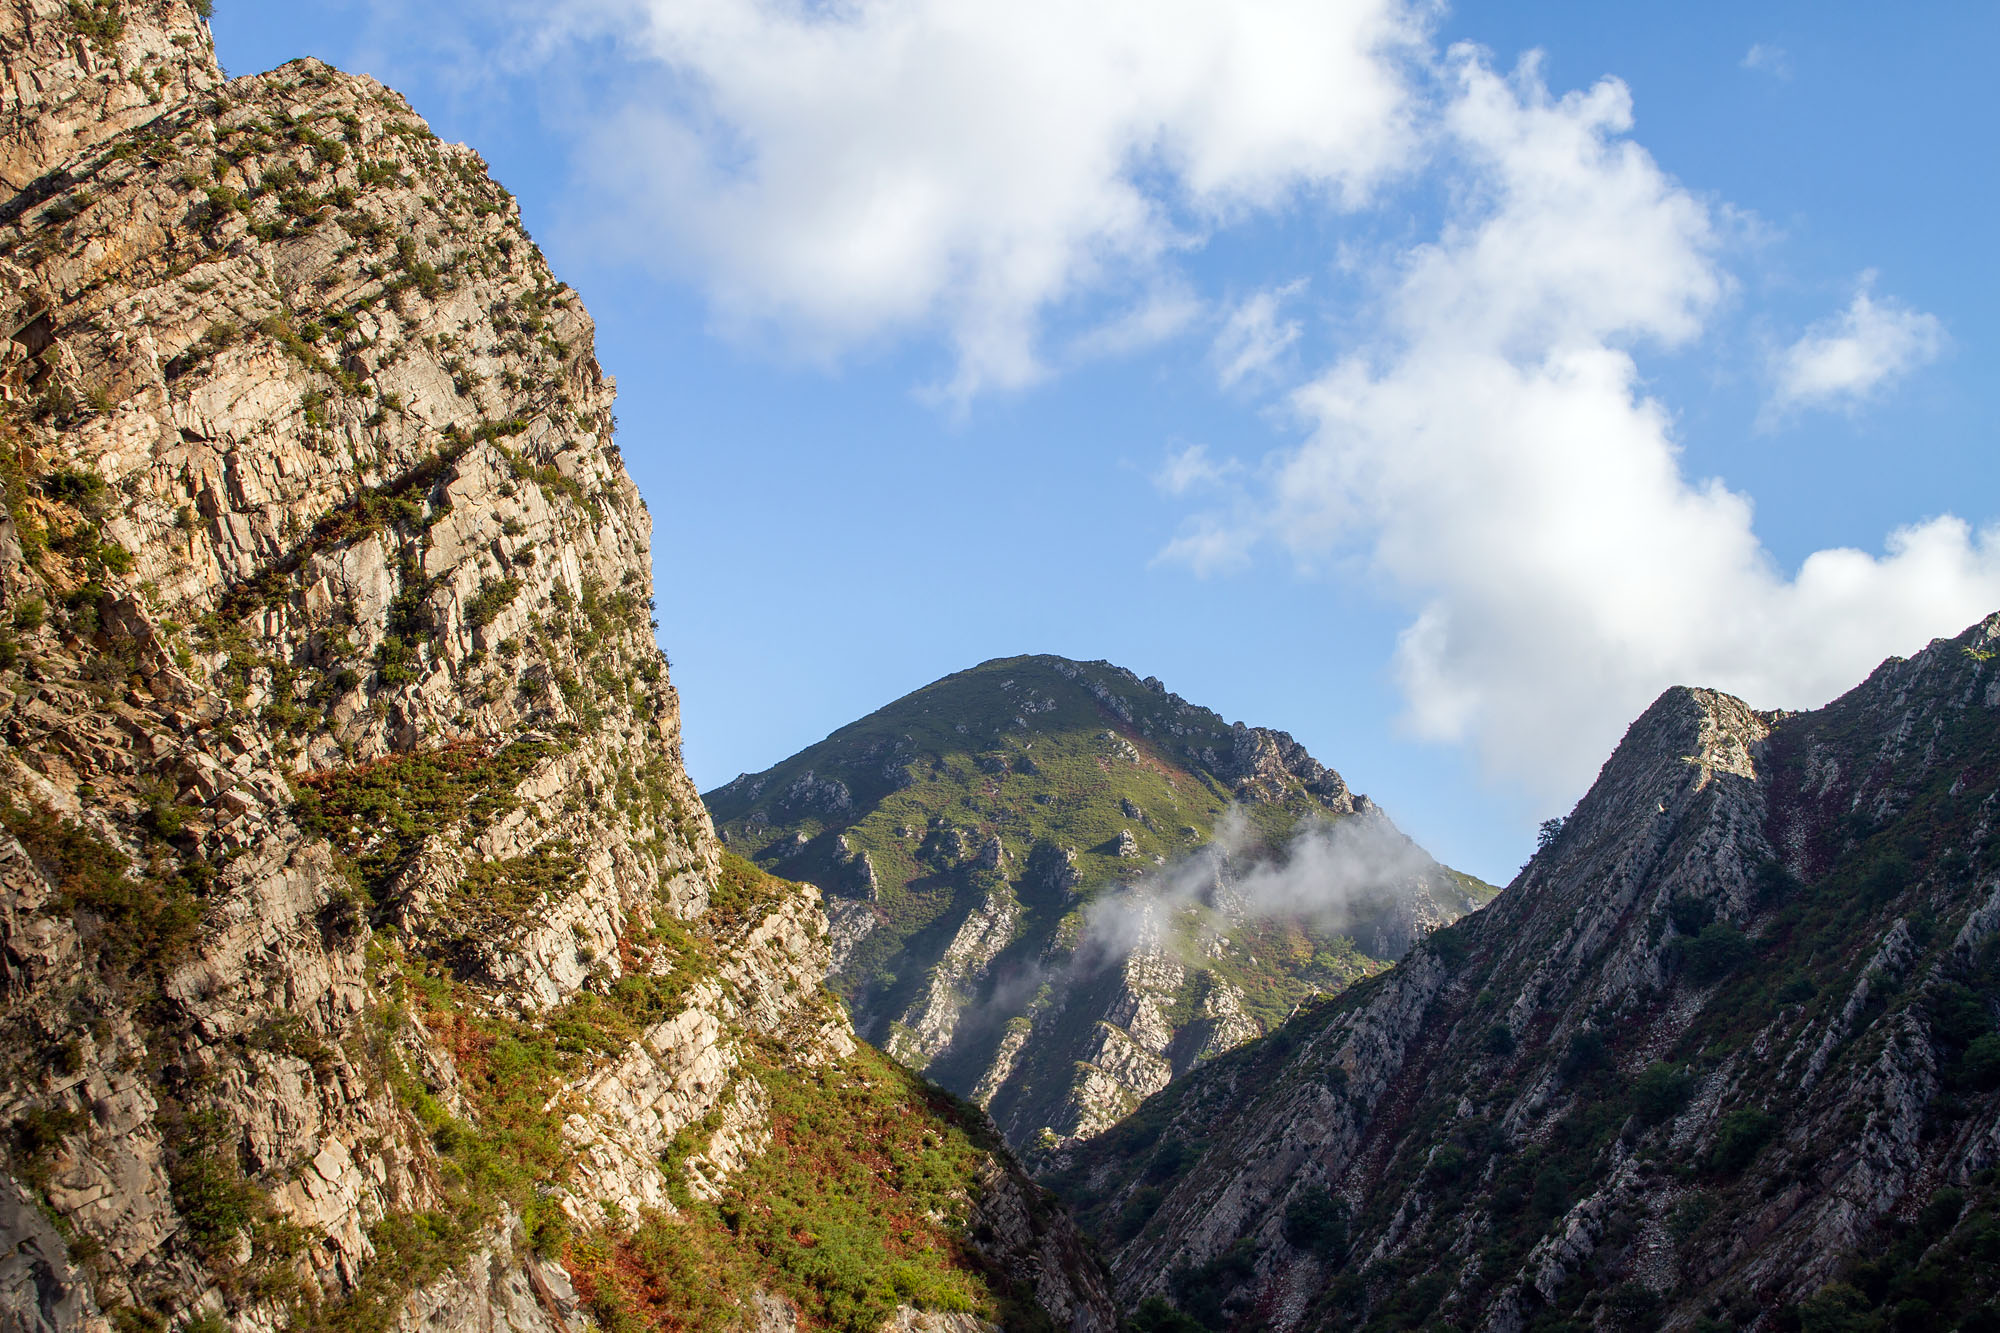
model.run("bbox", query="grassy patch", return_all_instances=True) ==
[568,1042,1009,1333]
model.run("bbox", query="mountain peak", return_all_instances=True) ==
[705,652,1492,1156]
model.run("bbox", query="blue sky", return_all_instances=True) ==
[211,2,1997,885]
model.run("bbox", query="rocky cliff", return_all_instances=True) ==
[0,6,1113,1333]
[1054,616,2000,1331]
[706,655,1493,1159]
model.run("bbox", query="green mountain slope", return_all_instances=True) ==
[704,655,1495,1153]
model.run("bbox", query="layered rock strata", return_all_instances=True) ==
[1057,616,2000,1331]
[0,6,1112,1332]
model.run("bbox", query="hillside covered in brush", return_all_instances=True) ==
[0,6,1112,1332]
[705,654,1493,1154]
[1053,615,2000,1332]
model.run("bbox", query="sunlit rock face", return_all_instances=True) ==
[0,8,1115,1331]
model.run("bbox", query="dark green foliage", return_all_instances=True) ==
[1707,1108,1777,1175]
[1961,1035,2000,1090]
[1678,922,1753,983]
[1168,1239,1259,1329]
[10,1105,85,1192]
[1667,894,1716,936]
[1282,1186,1349,1259]
[449,843,579,926]
[0,801,205,982]
[1560,1030,1610,1079]
[1482,1022,1516,1055]
[1427,921,1472,969]
[1928,982,2000,1089]
[67,0,122,45]
[39,467,109,514]
[1632,1062,1694,1125]
[1797,1283,1880,1333]
[1754,858,1805,906]
[1919,1188,1965,1238]
[1426,1143,1469,1184]
[464,577,520,629]
[169,1145,261,1257]
[1129,1296,1207,1333]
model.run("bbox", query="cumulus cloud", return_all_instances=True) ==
[1169,51,2000,800]
[1767,281,1946,418]
[530,0,1431,398]
[1213,279,1308,388]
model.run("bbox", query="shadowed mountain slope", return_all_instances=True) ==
[1054,615,2000,1332]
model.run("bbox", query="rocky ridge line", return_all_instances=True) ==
[1056,616,2000,1331]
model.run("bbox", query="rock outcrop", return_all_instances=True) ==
[1055,616,2000,1331]
[707,654,1495,1158]
[0,8,1113,1333]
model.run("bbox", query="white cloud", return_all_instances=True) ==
[1068,283,1205,362]
[1741,43,1791,79]
[534,0,1431,398]
[1213,279,1308,388]
[1154,443,1241,496]
[1767,281,1945,417]
[1169,50,2000,801]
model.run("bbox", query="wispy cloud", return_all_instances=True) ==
[1741,43,1792,79]
[1075,807,1440,967]
[1069,284,1204,362]
[1153,443,1241,496]
[1213,279,1308,389]
[1766,279,1945,419]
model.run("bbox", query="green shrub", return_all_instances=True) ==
[1797,1282,1880,1333]
[1667,894,1715,935]
[1561,1030,1610,1078]
[1632,1063,1694,1125]
[464,576,521,630]
[1282,1187,1349,1259]
[1130,1296,1207,1333]
[1959,1035,2000,1091]
[1708,1108,1777,1175]
[67,1,123,46]
[1679,922,1753,983]
[1,801,205,982]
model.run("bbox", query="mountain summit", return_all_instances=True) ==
[705,654,1493,1153]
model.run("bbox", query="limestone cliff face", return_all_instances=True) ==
[1057,617,2000,1331]
[707,654,1495,1160]
[0,9,1112,1333]
[0,0,222,198]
